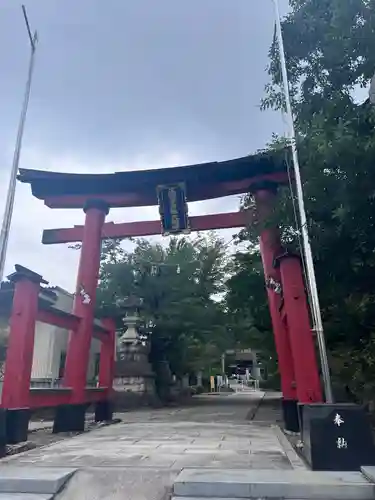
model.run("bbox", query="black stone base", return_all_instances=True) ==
[298,403,304,435]
[282,398,300,433]
[0,409,7,456]
[95,400,113,422]
[0,409,6,451]
[300,403,375,471]
[6,408,30,444]
[53,404,86,433]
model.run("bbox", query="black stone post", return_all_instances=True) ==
[301,403,375,471]
[95,400,113,422]
[5,408,31,444]
[53,404,86,433]
[282,398,300,433]
[0,409,6,455]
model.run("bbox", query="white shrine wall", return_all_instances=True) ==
[0,286,101,384]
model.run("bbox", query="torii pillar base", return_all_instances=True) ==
[53,404,87,434]
[282,399,300,433]
[5,409,31,444]
[95,400,113,422]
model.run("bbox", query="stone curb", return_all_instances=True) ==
[273,425,308,470]
[0,467,76,495]
[173,469,375,500]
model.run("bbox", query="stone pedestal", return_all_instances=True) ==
[114,341,157,407]
[301,403,375,471]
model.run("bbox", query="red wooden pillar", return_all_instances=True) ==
[277,253,323,403]
[2,266,46,443]
[98,318,116,391]
[95,318,116,422]
[56,200,109,432]
[253,188,299,431]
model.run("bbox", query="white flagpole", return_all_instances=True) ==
[370,73,375,104]
[0,6,38,282]
[272,0,333,403]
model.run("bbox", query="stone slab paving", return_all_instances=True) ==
[0,392,299,499]
[55,468,176,500]
[0,467,76,499]
[3,423,289,470]
[3,392,290,471]
[173,469,375,500]
[0,467,76,494]
[362,467,375,483]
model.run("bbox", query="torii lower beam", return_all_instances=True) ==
[42,210,255,244]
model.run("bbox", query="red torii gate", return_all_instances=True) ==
[15,151,322,433]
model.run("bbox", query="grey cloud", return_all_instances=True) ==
[1,0,287,161]
[0,0,289,289]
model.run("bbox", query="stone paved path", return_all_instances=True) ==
[1,391,297,499]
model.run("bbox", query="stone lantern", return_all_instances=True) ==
[113,295,157,407]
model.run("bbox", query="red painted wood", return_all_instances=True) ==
[28,388,108,408]
[279,255,323,403]
[84,388,109,402]
[63,206,108,403]
[99,318,116,392]
[43,211,254,244]
[42,172,288,209]
[37,309,79,331]
[37,309,108,342]
[29,390,71,408]
[254,189,297,402]
[2,278,40,409]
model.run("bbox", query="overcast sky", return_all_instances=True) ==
[0,0,288,291]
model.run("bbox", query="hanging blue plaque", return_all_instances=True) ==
[156,183,190,236]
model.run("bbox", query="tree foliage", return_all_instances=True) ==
[237,0,375,401]
[96,235,233,381]
[226,250,275,352]
[262,0,375,117]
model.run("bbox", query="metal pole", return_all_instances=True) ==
[272,0,333,403]
[0,6,38,282]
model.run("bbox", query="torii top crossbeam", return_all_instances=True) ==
[18,151,288,244]
[18,151,288,209]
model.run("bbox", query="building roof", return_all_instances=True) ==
[17,151,288,209]
[0,286,57,316]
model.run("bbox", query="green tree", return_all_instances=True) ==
[252,0,375,402]
[96,235,233,395]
